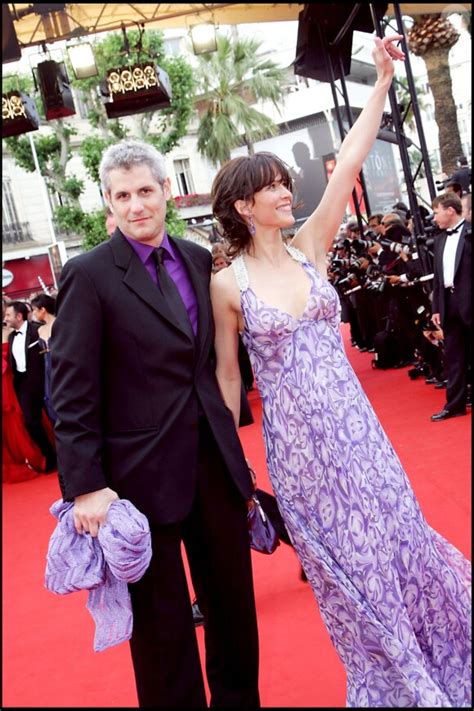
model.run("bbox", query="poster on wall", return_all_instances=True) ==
[47,241,68,288]
[363,140,402,214]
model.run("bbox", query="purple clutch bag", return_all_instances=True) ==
[247,494,279,554]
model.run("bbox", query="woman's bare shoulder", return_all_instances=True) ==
[210,265,242,311]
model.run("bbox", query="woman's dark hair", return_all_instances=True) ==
[211,152,293,257]
[30,293,56,315]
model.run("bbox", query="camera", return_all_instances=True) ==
[364,229,379,240]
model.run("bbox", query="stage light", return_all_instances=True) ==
[67,42,98,80]
[35,60,76,120]
[102,62,172,119]
[2,91,40,138]
[189,23,217,55]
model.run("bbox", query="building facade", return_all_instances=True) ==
[2,18,471,298]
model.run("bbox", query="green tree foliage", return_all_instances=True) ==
[79,135,113,185]
[69,28,194,150]
[163,198,187,239]
[194,34,288,166]
[3,28,191,251]
[4,125,77,199]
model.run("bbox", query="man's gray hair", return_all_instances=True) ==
[99,139,167,195]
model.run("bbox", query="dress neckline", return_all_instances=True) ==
[235,244,314,324]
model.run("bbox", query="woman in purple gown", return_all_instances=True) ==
[209,35,471,707]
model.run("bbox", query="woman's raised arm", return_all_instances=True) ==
[293,34,405,267]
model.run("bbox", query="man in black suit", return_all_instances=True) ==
[450,156,471,195]
[51,140,259,708]
[430,192,471,421]
[4,300,57,471]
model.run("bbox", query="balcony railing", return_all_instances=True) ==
[2,222,32,245]
[174,193,211,209]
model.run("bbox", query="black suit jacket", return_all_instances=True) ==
[432,222,471,327]
[51,231,254,524]
[8,321,45,396]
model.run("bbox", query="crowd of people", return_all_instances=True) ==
[2,32,471,710]
[339,191,471,419]
[2,295,58,483]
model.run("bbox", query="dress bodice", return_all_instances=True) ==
[231,245,341,385]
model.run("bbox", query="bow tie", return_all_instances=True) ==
[446,223,464,236]
[13,330,23,336]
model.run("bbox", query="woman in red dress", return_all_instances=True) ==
[2,299,44,482]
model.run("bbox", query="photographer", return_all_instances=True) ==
[450,156,471,195]
[373,218,428,367]
[329,231,377,350]
[329,237,361,347]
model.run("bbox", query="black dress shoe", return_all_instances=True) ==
[434,380,447,389]
[425,376,438,384]
[192,600,205,626]
[431,409,466,421]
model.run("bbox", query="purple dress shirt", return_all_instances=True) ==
[124,233,198,336]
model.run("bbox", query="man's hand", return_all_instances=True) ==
[73,487,119,537]
[431,312,441,329]
[387,275,401,285]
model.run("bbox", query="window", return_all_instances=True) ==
[2,178,30,244]
[72,88,90,119]
[163,37,183,57]
[174,158,194,196]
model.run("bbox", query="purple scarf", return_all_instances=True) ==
[45,498,152,651]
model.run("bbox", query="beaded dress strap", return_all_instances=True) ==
[231,254,250,292]
[285,243,308,263]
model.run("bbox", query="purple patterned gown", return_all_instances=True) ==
[233,245,471,708]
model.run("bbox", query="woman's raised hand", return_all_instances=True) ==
[372,34,405,83]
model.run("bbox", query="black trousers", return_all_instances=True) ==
[13,374,56,463]
[128,418,260,708]
[443,290,471,413]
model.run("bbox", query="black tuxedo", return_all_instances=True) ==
[8,321,56,467]
[51,230,259,707]
[432,222,472,412]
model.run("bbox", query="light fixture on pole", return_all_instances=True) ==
[67,42,98,79]
[189,22,217,55]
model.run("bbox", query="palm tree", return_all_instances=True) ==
[407,14,464,175]
[194,34,288,166]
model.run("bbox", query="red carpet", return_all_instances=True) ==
[2,324,471,707]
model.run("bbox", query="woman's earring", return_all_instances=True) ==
[248,215,256,236]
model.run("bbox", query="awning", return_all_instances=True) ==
[7,3,472,50]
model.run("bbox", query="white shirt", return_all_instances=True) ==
[11,321,28,372]
[442,220,464,288]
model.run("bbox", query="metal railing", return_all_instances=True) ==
[2,221,32,245]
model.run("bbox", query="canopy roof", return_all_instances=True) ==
[7,3,472,49]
